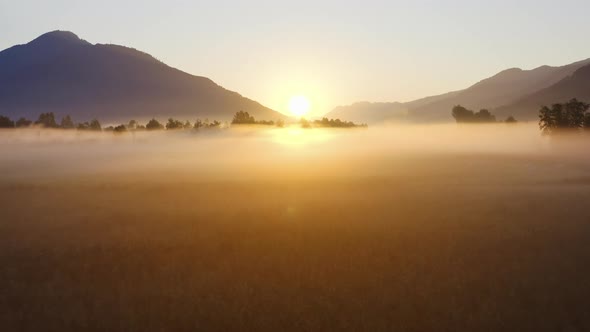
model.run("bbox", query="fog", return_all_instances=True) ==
[3,124,590,332]
[2,123,587,183]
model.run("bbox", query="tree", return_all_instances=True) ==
[114,124,127,133]
[35,112,58,128]
[474,109,496,122]
[300,118,311,128]
[183,120,192,129]
[77,122,90,130]
[166,118,184,130]
[232,111,256,124]
[128,120,138,130]
[15,117,32,128]
[452,105,474,123]
[505,116,517,124]
[89,119,102,131]
[276,119,285,128]
[60,115,75,129]
[452,105,496,123]
[0,115,15,128]
[539,99,589,134]
[194,119,203,130]
[146,118,164,130]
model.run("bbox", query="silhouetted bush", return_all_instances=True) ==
[0,115,15,128]
[146,119,164,130]
[539,99,589,135]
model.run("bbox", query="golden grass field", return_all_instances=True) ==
[1,125,590,331]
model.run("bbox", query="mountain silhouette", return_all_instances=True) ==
[327,59,590,123]
[0,31,284,122]
[495,63,590,120]
[325,102,407,124]
[410,59,590,122]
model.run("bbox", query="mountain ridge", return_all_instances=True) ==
[0,31,285,123]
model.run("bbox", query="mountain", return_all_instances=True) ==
[495,63,590,120]
[326,91,461,124]
[326,58,590,123]
[407,58,590,122]
[325,102,408,124]
[0,31,284,123]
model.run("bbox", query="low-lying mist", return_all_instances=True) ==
[3,123,590,332]
[1,123,588,184]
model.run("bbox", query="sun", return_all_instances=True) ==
[288,96,311,117]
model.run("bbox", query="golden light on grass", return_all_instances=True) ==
[288,96,311,117]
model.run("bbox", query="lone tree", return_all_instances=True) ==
[60,115,75,129]
[539,98,590,135]
[452,105,496,123]
[232,111,256,124]
[0,115,15,128]
[146,118,164,130]
[35,112,58,128]
[15,117,32,128]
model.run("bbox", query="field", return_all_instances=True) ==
[1,125,590,331]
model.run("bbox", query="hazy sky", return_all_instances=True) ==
[2,0,590,115]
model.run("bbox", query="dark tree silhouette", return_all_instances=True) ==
[128,120,138,130]
[452,105,496,123]
[300,118,311,128]
[166,118,184,130]
[311,117,366,128]
[474,109,496,122]
[77,122,90,130]
[232,111,256,124]
[0,115,15,128]
[15,117,32,128]
[89,119,102,131]
[35,112,58,128]
[505,116,517,124]
[194,119,203,129]
[114,125,127,133]
[146,118,164,130]
[539,99,589,135]
[60,115,75,129]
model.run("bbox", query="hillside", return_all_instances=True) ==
[407,59,590,122]
[495,63,590,120]
[0,31,284,123]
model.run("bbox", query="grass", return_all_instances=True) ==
[1,128,590,331]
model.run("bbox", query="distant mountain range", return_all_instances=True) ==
[0,31,284,123]
[327,58,590,123]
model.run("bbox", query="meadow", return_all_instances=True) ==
[1,124,590,331]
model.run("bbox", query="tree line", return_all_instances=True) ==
[0,110,366,131]
[538,98,590,135]
[452,105,517,124]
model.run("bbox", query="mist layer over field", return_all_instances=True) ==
[2,124,590,331]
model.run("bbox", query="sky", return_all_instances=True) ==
[2,0,590,116]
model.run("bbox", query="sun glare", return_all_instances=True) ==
[288,96,311,117]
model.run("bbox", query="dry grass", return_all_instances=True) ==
[1,127,590,331]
